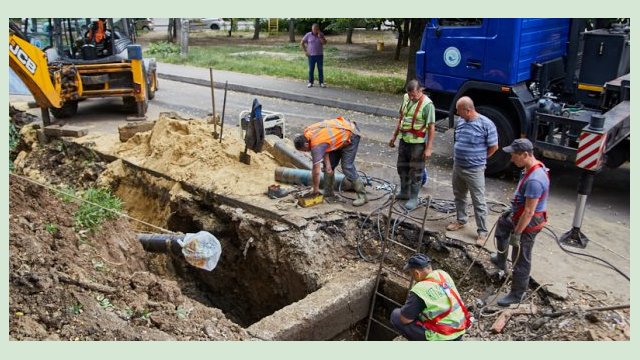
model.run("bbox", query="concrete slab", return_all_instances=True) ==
[247,262,377,340]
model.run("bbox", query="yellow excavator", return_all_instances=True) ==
[9,18,158,125]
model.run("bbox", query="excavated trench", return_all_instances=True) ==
[101,158,503,340]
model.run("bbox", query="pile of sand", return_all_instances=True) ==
[115,115,281,196]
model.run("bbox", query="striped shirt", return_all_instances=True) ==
[453,114,498,168]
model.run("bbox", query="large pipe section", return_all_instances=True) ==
[274,167,352,190]
[272,141,312,170]
[137,233,184,254]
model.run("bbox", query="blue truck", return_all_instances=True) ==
[415,18,630,174]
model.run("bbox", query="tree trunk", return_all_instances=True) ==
[402,19,410,47]
[346,27,354,44]
[394,24,404,61]
[168,18,177,42]
[228,19,234,37]
[406,18,426,84]
[253,18,260,40]
[289,19,295,43]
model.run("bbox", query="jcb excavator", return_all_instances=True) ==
[9,18,158,125]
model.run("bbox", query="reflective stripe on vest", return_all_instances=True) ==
[512,162,550,233]
[399,94,431,141]
[413,271,471,339]
[304,116,356,152]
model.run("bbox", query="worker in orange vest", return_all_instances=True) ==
[294,117,367,206]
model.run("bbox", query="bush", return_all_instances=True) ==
[146,41,180,57]
[74,188,123,232]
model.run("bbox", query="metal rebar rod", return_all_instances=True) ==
[209,68,216,134]
[219,81,228,143]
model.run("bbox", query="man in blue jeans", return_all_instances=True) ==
[301,23,327,88]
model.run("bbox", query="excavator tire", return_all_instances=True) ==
[50,100,78,119]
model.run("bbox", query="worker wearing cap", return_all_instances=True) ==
[390,253,471,341]
[492,138,550,306]
[293,117,367,206]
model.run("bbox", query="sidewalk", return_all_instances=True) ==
[156,62,403,118]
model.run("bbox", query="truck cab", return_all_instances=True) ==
[416,18,629,174]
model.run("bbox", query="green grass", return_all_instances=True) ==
[147,41,405,94]
[74,188,122,232]
[45,223,59,235]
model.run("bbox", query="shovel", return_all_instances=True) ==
[240,143,251,165]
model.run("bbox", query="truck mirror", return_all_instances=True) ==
[435,27,442,37]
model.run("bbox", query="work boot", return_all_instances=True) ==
[490,252,506,271]
[352,178,368,207]
[497,292,524,307]
[404,182,421,211]
[396,179,410,200]
[323,172,335,198]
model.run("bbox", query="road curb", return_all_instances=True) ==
[158,73,398,118]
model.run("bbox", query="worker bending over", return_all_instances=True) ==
[294,116,367,206]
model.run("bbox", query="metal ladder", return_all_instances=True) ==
[364,193,432,340]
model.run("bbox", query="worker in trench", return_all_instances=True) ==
[390,253,472,341]
[492,138,550,306]
[293,116,367,206]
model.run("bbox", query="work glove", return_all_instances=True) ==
[509,232,521,247]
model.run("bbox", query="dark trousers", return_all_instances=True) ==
[495,211,544,294]
[397,140,425,186]
[390,309,463,341]
[326,134,360,181]
[308,55,324,84]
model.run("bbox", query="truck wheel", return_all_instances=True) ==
[147,70,157,100]
[50,100,78,119]
[476,105,515,175]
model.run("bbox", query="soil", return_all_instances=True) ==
[8,175,251,340]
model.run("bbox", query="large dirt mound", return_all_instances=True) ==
[8,175,250,340]
[115,115,280,196]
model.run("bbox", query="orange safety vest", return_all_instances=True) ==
[89,20,106,43]
[511,162,550,233]
[415,272,472,336]
[304,116,357,152]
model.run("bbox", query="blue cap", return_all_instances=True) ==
[403,253,431,271]
[503,138,534,153]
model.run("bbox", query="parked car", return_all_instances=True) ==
[200,18,226,30]
[134,18,154,31]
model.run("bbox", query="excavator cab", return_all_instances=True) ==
[9,18,157,123]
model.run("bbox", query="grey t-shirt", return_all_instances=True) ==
[310,143,329,165]
[400,292,425,320]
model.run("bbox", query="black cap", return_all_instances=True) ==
[403,253,431,271]
[503,138,534,153]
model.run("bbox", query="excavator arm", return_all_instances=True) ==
[9,25,62,109]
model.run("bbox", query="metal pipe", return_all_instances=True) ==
[137,233,184,254]
[274,167,346,190]
[273,141,312,170]
[571,194,588,228]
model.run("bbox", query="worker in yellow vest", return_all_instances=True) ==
[389,80,436,210]
[294,116,367,206]
[390,253,472,341]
